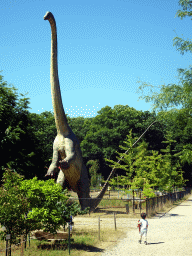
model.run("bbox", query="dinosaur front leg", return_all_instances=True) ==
[58,160,70,169]
[45,143,59,177]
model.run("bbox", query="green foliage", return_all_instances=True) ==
[174,143,192,165]
[136,75,192,114]
[142,182,155,198]
[86,159,103,187]
[173,0,192,55]
[0,73,45,181]
[67,116,89,143]
[81,105,162,161]
[0,169,31,244]
[0,169,89,246]
[159,131,187,190]
[19,177,89,234]
[0,72,165,185]
[104,128,186,198]
[28,111,57,172]
[135,1,192,176]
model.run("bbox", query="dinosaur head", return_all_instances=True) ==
[44,12,53,20]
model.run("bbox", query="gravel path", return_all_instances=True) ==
[100,195,192,256]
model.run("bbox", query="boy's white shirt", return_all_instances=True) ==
[139,219,148,231]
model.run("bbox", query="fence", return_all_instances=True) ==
[0,213,118,255]
[70,187,192,216]
[146,187,191,216]
[0,187,191,255]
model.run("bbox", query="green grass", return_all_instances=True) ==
[0,226,125,256]
[0,230,97,256]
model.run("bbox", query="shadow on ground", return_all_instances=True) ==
[94,208,126,215]
[148,242,165,245]
[154,213,184,218]
[175,205,191,206]
[37,242,104,252]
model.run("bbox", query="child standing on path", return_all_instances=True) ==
[138,212,148,245]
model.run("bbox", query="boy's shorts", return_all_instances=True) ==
[140,230,147,237]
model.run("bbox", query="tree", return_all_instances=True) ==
[136,0,192,114]
[104,130,148,194]
[0,74,58,181]
[0,169,31,246]
[86,159,101,188]
[19,177,89,234]
[28,111,57,178]
[0,72,43,181]
[135,1,192,168]
[104,128,186,198]
[160,132,186,190]
[81,105,165,183]
[173,0,192,55]
[68,116,89,143]
[0,169,89,248]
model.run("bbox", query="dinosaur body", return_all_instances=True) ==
[44,12,158,212]
[44,12,91,210]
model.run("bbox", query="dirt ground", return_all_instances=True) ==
[72,215,135,256]
[91,195,192,256]
[1,192,190,255]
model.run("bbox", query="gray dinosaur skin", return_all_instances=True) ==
[46,129,91,210]
[44,11,93,211]
[43,11,158,212]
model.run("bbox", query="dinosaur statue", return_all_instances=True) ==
[44,11,159,212]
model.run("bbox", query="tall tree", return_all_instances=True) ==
[0,73,36,180]
[136,0,192,114]
[105,129,185,197]
[135,1,192,168]
[86,159,102,188]
[173,0,192,55]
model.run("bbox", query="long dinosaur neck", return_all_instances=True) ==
[47,13,69,135]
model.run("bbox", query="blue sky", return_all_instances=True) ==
[1,0,191,118]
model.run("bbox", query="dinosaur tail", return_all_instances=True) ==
[89,167,116,212]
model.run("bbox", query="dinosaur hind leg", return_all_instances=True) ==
[77,164,91,210]
[56,169,65,187]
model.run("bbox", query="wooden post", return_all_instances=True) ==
[5,239,8,256]
[114,213,117,230]
[68,222,71,255]
[20,235,24,256]
[146,199,148,216]
[98,216,100,241]
[28,233,30,247]
[5,234,11,256]
[140,192,141,214]
[25,231,27,249]
[133,190,135,213]
[5,236,9,256]
[125,203,129,214]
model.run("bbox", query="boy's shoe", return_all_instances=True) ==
[144,241,147,245]
[138,240,141,244]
